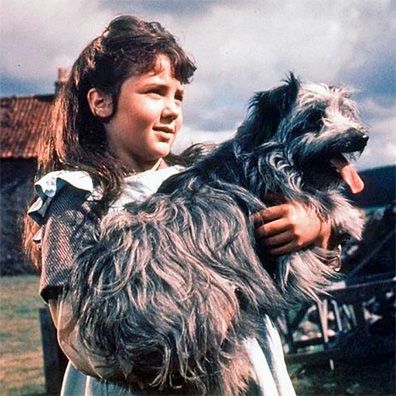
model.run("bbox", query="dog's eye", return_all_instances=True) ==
[339,103,357,119]
[304,109,324,131]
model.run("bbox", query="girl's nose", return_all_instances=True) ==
[162,99,181,120]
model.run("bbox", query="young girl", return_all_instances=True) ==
[25,15,334,396]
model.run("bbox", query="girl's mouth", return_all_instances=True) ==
[153,126,175,134]
[153,127,175,142]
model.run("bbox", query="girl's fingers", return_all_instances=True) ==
[253,205,288,226]
[260,231,294,247]
[255,218,290,239]
[268,241,300,256]
[253,201,330,255]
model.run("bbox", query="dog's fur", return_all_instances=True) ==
[66,74,368,395]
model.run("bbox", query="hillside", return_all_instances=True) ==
[347,165,395,208]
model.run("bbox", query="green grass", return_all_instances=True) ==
[0,275,46,395]
[0,275,394,395]
[290,359,395,395]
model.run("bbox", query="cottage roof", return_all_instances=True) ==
[0,94,54,159]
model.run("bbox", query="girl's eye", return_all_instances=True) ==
[148,89,163,96]
[175,93,184,102]
[144,85,166,97]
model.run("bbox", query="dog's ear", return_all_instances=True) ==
[266,72,300,117]
[243,73,300,145]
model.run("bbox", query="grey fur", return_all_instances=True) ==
[66,74,368,395]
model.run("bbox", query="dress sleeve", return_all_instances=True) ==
[40,186,100,302]
[41,188,127,382]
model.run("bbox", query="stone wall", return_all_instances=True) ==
[1,158,37,275]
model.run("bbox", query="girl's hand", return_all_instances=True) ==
[253,202,332,255]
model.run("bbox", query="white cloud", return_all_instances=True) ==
[1,0,394,169]
[357,102,396,170]
[1,0,112,92]
[172,125,234,154]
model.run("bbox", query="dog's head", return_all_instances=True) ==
[243,74,369,193]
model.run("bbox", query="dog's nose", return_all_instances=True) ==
[346,128,369,142]
[344,129,369,151]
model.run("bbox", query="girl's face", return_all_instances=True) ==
[104,55,184,172]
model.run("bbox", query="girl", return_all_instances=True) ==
[25,15,334,395]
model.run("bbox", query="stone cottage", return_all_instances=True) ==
[0,69,67,274]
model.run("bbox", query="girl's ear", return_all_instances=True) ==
[87,88,113,118]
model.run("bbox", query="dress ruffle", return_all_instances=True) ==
[27,166,185,223]
[27,170,95,224]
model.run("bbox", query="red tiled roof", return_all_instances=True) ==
[0,95,54,159]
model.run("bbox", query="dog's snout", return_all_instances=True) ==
[346,128,368,139]
[345,128,369,151]
[346,128,369,141]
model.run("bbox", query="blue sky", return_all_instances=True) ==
[1,0,395,170]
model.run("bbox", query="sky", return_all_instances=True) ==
[1,0,395,170]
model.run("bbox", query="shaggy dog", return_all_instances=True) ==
[67,74,368,395]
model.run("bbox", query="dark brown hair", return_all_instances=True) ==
[25,15,196,270]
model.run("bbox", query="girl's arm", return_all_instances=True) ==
[49,296,118,380]
[40,187,117,379]
[39,187,99,302]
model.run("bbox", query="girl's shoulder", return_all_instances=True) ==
[27,165,185,222]
[27,170,99,225]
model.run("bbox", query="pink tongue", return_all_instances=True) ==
[331,156,364,194]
